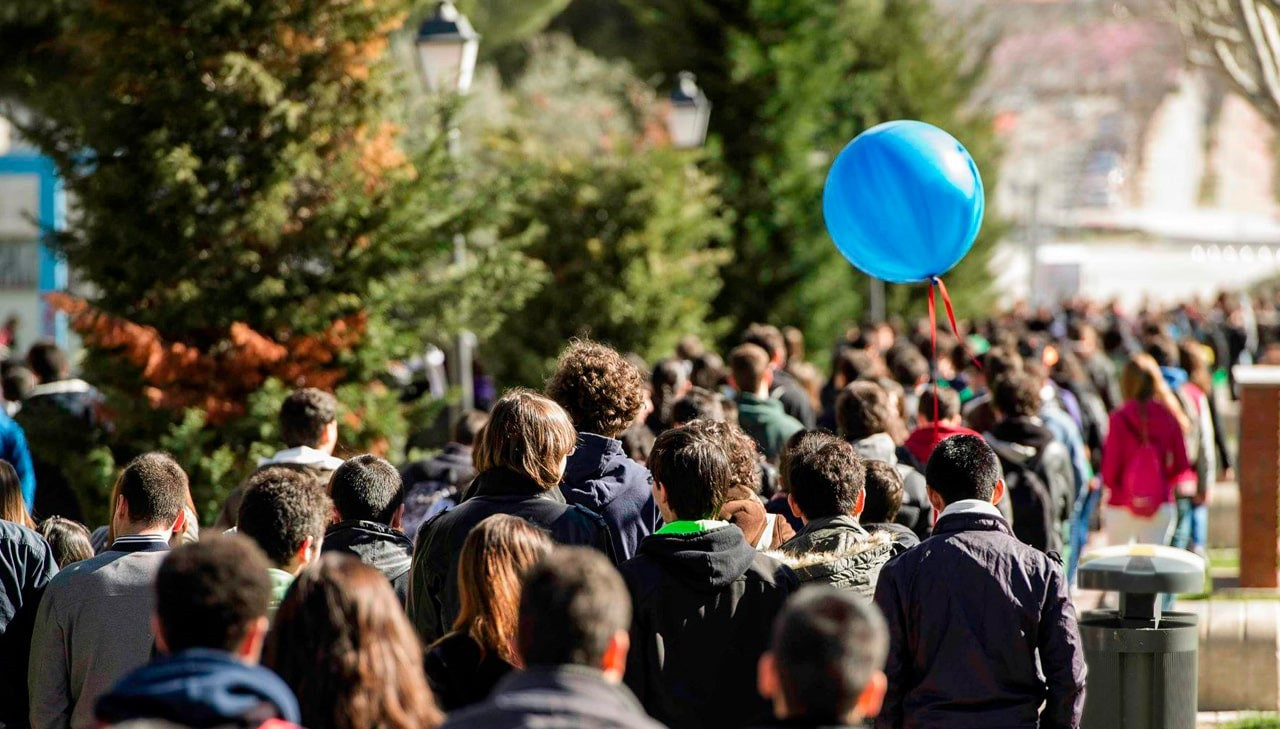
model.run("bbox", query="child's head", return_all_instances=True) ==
[860,461,904,525]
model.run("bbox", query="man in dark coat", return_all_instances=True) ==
[546,341,659,562]
[754,586,890,729]
[873,435,1085,729]
[772,432,897,599]
[619,420,798,729]
[441,548,663,729]
[322,455,415,604]
[398,410,485,541]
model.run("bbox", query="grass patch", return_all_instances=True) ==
[1222,714,1280,729]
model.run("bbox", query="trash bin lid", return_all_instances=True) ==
[1077,544,1205,594]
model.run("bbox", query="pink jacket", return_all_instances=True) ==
[1101,400,1191,509]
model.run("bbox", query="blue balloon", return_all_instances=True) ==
[822,120,985,284]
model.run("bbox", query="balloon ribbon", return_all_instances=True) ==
[926,276,981,450]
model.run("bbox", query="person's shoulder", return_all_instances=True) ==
[747,550,801,590]
[438,700,512,729]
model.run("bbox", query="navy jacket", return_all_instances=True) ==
[409,468,614,645]
[322,520,413,604]
[441,666,665,729]
[873,511,1086,729]
[0,521,57,728]
[561,433,658,561]
[95,648,300,728]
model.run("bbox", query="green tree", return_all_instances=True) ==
[556,0,1001,348]
[0,0,499,523]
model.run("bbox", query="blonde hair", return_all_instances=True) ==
[474,388,577,489]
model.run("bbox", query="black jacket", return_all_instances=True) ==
[408,468,614,644]
[772,370,817,429]
[619,524,798,729]
[399,443,476,541]
[424,631,512,712]
[441,665,665,729]
[322,520,413,604]
[873,511,1086,729]
[0,521,58,729]
[988,417,1076,530]
[561,433,658,562]
[772,516,898,599]
[866,521,921,551]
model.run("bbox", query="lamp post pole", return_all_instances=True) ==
[416,1,479,414]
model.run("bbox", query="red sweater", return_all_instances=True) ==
[904,423,983,468]
[1100,400,1191,509]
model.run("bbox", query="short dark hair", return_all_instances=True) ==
[917,387,961,422]
[888,347,929,387]
[785,432,865,519]
[834,349,876,385]
[992,373,1041,419]
[729,343,770,394]
[861,461,903,524]
[156,535,272,653]
[26,341,67,382]
[237,467,332,568]
[672,387,725,425]
[518,547,631,667]
[280,388,338,449]
[742,323,786,361]
[116,453,188,527]
[771,586,888,722]
[835,382,891,441]
[649,419,733,520]
[328,454,403,524]
[1,364,34,402]
[925,434,1000,504]
[452,410,489,447]
[982,346,1023,382]
[1145,336,1180,369]
[545,340,646,438]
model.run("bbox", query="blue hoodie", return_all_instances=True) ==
[561,433,658,562]
[96,648,300,728]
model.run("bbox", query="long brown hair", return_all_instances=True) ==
[263,554,443,729]
[446,515,552,666]
[1120,352,1190,432]
[473,388,577,489]
[0,460,34,529]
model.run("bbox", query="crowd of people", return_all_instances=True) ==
[0,290,1258,729]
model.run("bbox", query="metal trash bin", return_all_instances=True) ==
[1077,545,1206,729]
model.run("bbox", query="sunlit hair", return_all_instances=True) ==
[474,388,577,489]
[0,460,33,529]
[1120,352,1190,433]
[446,515,553,666]
[38,516,94,568]
[264,554,443,729]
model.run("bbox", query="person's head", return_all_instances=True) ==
[649,419,733,522]
[264,554,443,729]
[671,387,726,426]
[328,454,403,526]
[784,432,866,523]
[0,460,32,529]
[689,352,728,391]
[742,323,787,368]
[453,515,554,666]
[1120,352,1161,403]
[37,516,94,568]
[888,348,929,389]
[1,364,34,403]
[980,346,1023,386]
[237,467,331,573]
[924,435,1004,512]
[1180,339,1212,391]
[544,340,646,439]
[729,343,773,397]
[474,388,577,489]
[758,587,889,724]
[451,410,488,447]
[835,382,892,442]
[518,547,631,683]
[26,341,68,383]
[1145,336,1181,370]
[832,349,876,390]
[154,535,272,662]
[860,461,904,525]
[619,424,656,464]
[650,358,691,413]
[992,373,1041,419]
[111,453,189,539]
[916,387,961,427]
[723,422,764,496]
[280,388,339,452]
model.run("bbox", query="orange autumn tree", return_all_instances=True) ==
[1,0,476,523]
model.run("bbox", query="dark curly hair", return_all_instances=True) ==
[545,340,645,438]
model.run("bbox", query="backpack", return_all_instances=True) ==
[989,444,1059,553]
[1119,411,1167,518]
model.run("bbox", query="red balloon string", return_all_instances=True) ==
[926,276,982,452]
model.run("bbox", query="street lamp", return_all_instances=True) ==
[414,1,480,95]
[415,1,479,413]
[667,71,711,149]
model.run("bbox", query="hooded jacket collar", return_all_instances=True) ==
[851,433,898,466]
[257,446,344,471]
[637,523,758,590]
[987,417,1054,462]
[468,468,565,502]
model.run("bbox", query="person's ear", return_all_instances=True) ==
[991,478,1006,506]
[757,652,780,705]
[856,670,888,720]
[152,614,170,655]
[236,615,270,665]
[391,503,404,530]
[295,535,319,568]
[853,489,866,518]
[170,507,187,537]
[927,487,947,516]
[114,495,129,525]
[728,375,739,391]
[787,494,802,520]
[600,629,630,683]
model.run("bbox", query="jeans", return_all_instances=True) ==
[1066,487,1101,586]
[1171,497,1208,553]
